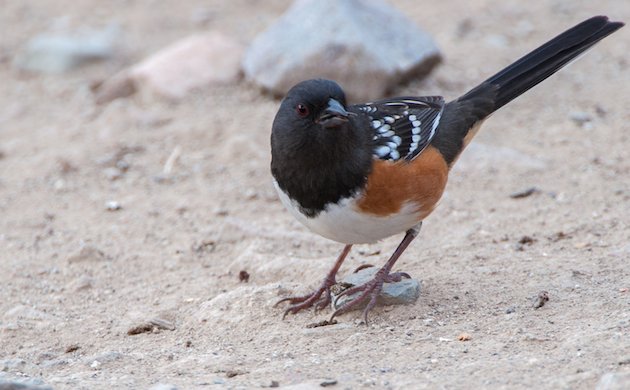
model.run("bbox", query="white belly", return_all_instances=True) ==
[274,180,422,244]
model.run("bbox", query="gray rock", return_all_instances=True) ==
[13,24,121,73]
[243,0,440,101]
[331,266,420,311]
[0,378,52,390]
[0,359,26,372]
[596,372,630,390]
[38,359,68,369]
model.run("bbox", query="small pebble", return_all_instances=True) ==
[67,245,106,263]
[106,200,122,211]
[239,270,250,283]
[509,187,540,199]
[532,291,549,309]
[65,344,80,353]
[67,275,95,291]
[515,235,536,251]
[127,323,154,335]
[116,160,130,171]
[149,317,176,331]
[103,167,122,180]
[149,384,178,390]
[458,333,472,341]
[306,319,338,328]
[569,111,592,126]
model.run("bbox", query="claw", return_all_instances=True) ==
[275,295,306,307]
[353,264,374,273]
[277,287,331,319]
[276,244,353,318]
[384,271,411,283]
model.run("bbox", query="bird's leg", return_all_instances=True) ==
[331,223,421,324]
[277,244,352,318]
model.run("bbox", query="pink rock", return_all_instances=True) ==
[132,32,243,100]
[96,32,243,103]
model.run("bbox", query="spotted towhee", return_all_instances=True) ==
[270,16,623,323]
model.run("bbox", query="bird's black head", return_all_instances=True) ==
[272,79,351,144]
[270,79,373,216]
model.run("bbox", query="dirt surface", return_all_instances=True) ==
[1,1,629,389]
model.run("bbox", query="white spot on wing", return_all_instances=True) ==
[430,110,443,135]
[375,145,390,156]
[401,99,428,106]
[382,130,394,137]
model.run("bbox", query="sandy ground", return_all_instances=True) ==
[1,1,629,389]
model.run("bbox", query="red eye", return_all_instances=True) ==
[296,104,309,117]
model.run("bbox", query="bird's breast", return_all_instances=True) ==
[273,146,449,244]
[274,182,423,244]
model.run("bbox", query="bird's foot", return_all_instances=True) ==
[331,267,410,324]
[276,276,336,319]
[276,244,353,319]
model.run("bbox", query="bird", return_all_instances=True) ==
[270,16,624,324]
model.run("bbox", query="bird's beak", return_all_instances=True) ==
[317,98,349,128]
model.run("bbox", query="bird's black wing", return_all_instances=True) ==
[351,96,445,162]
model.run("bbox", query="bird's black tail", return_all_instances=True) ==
[461,15,624,110]
[433,16,623,165]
